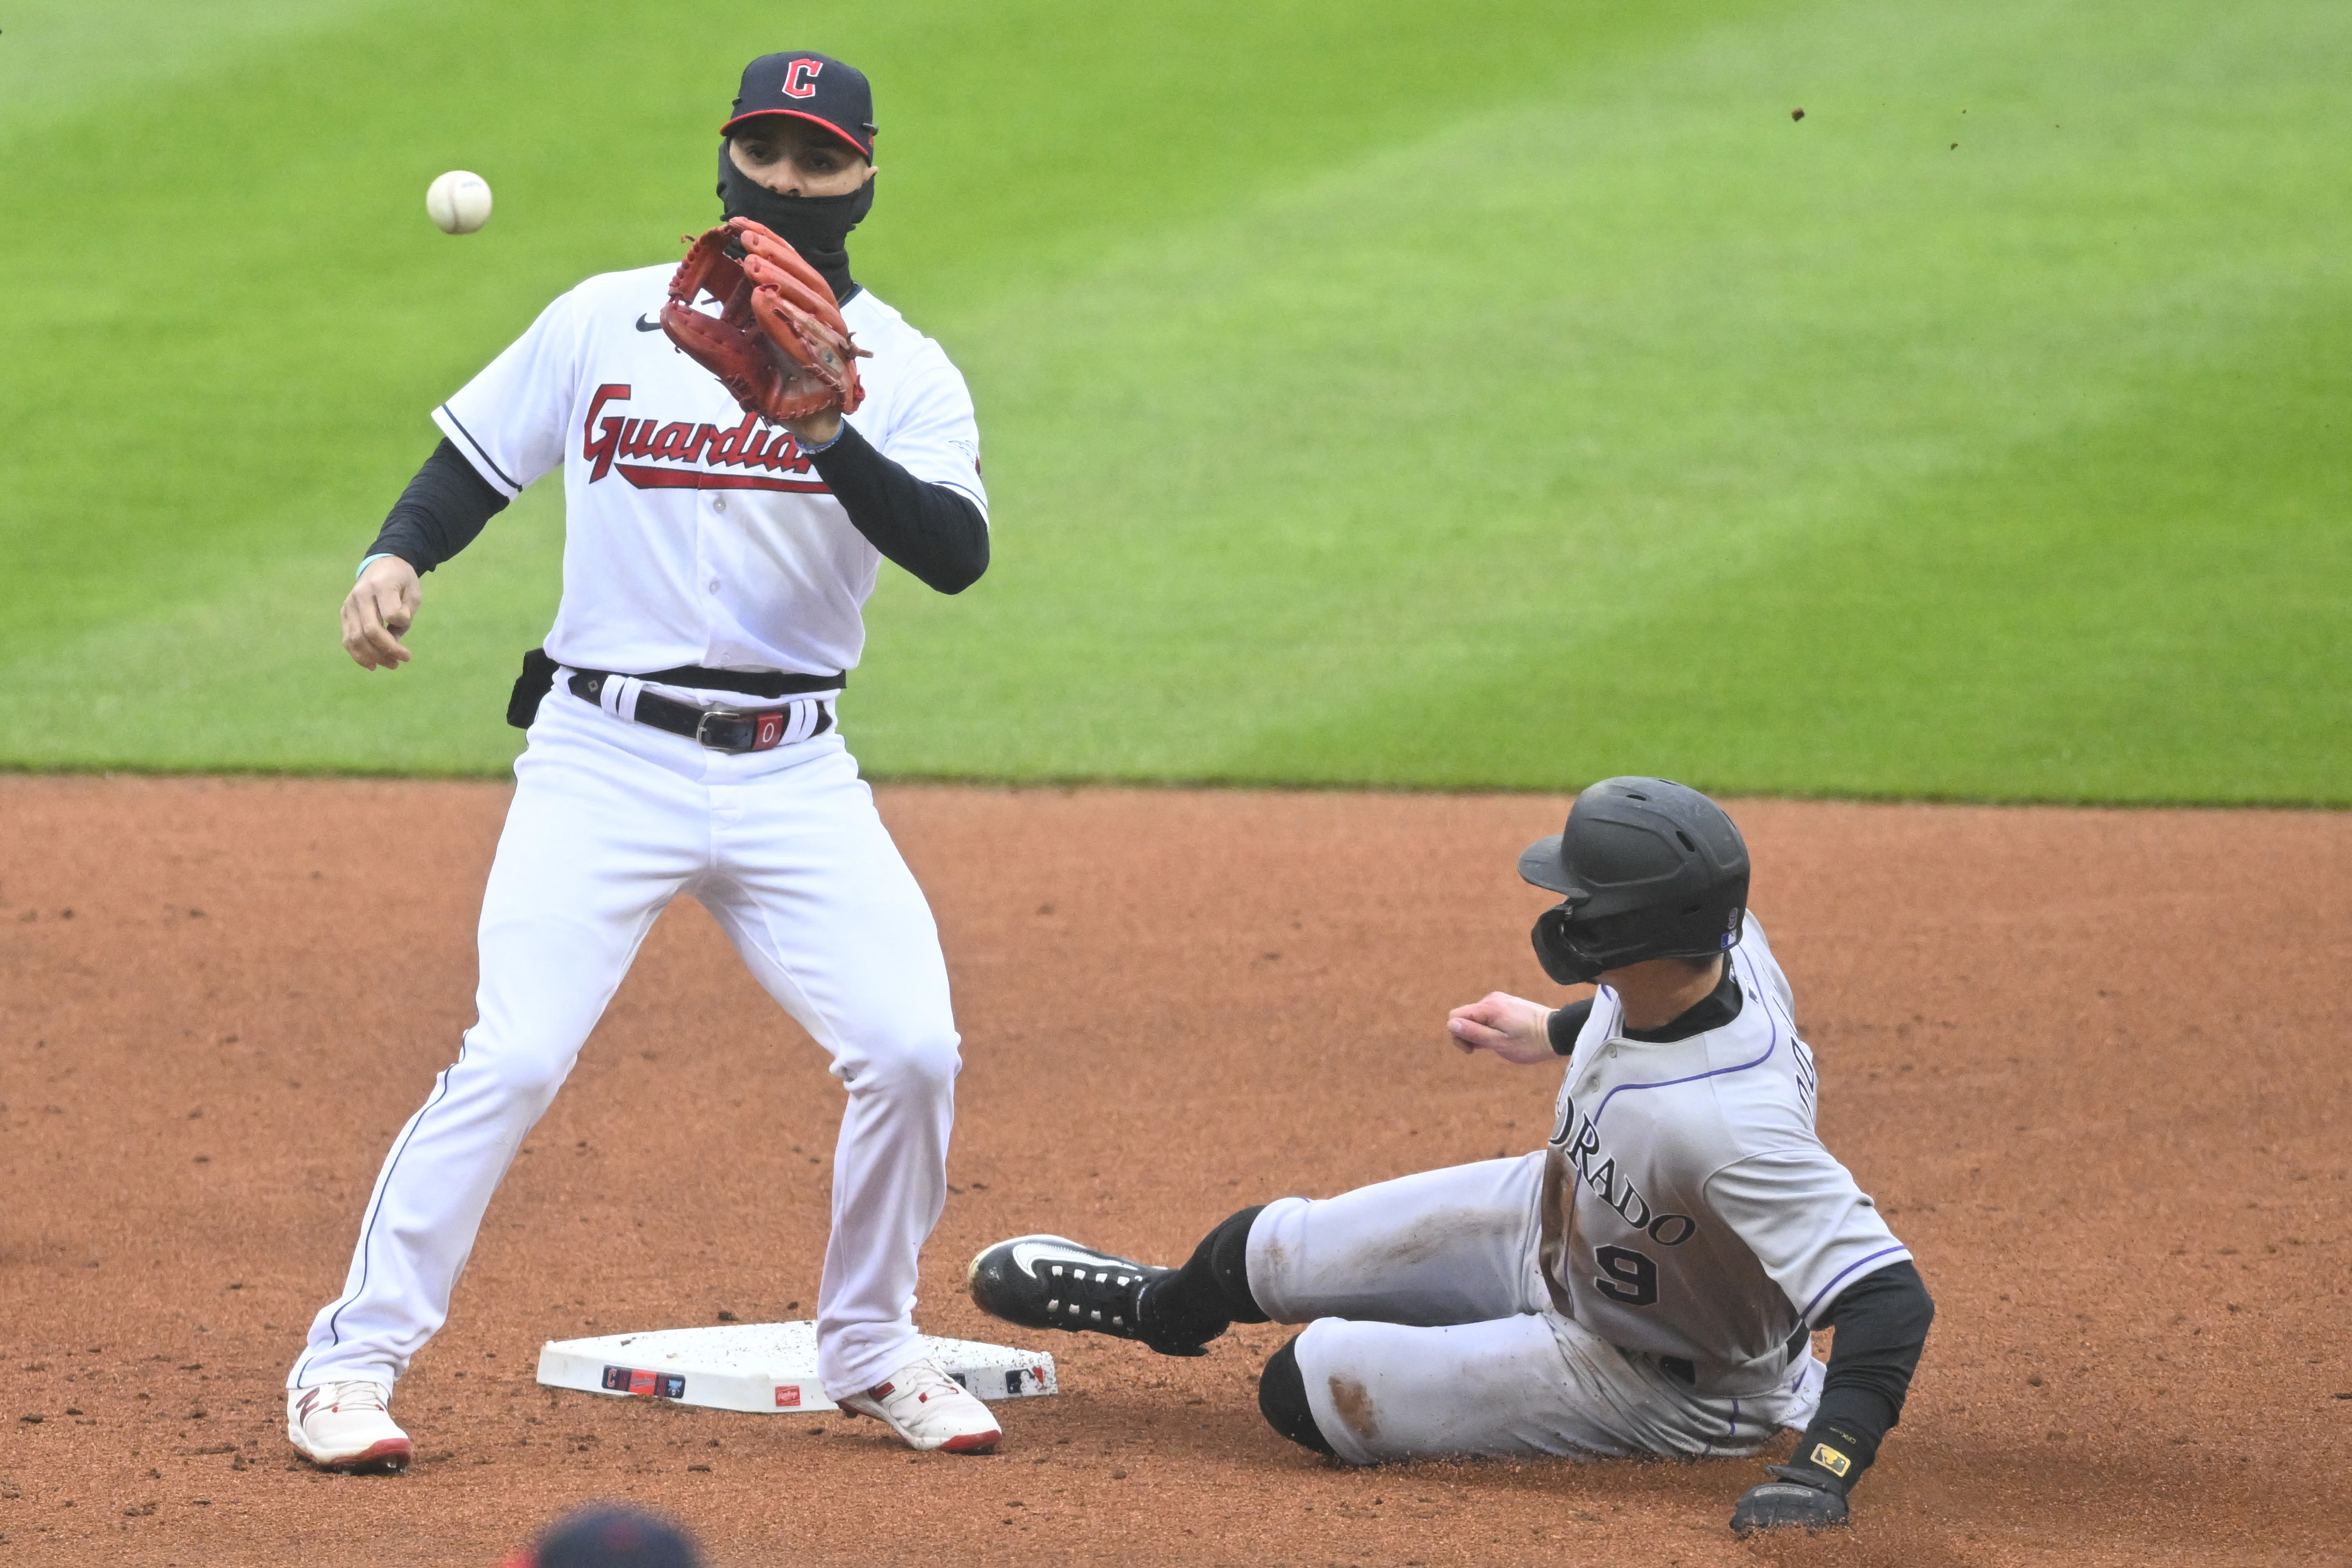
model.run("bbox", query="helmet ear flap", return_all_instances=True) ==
[1532,903,1603,985]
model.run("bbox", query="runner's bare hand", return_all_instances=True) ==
[1447,991,1557,1064]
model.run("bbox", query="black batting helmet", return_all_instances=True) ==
[1518,777,1749,985]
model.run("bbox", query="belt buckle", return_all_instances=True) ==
[693,705,760,754]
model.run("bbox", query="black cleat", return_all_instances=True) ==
[966,1234,1205,1355]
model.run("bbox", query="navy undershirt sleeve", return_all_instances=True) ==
[1546,998,1596,1055]
[367,438,509,573]
[1795,1259,1935,1488]
[806,422,989,595]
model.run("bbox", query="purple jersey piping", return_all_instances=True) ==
[1798,1243,1911,1323]
[1588,943,1781,1132]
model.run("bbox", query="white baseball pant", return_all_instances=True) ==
[290,685,959,1400]
[1249,1153,1823,1464]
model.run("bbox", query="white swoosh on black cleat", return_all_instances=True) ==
[1007,1238,1130,1278]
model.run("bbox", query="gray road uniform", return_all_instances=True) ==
[1252,916,1909,1464]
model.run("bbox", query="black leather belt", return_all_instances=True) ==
[1657,1324,1812,1390]
[567,669,836,754]
[626,663,846,700]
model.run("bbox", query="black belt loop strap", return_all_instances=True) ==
[564,667,838,755]
[507,646,561,730]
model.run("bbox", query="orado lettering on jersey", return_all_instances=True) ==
[1551,1094,1699,1246]
[579,383,828,494]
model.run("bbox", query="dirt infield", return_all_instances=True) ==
[1,776,2346,1566]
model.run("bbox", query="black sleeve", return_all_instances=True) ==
[1547,997,1595,1055]
[1788,1259,1935,1491]
[366,438,510,574]
[806,422,989,594]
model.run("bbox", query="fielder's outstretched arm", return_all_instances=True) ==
[339,438,511,670]
[367,437,510,575]
[804,422,989,594]
[340,410,989,671]
[363,423,989,598]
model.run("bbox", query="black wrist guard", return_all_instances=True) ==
[1784,1418,1875,1496]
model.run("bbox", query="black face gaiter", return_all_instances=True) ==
[717,141,872,304]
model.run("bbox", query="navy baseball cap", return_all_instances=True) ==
[722,52,875,159]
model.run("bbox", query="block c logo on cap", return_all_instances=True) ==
[783,58,822,98]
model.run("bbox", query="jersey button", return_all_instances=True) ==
[711,496,727,512]
[708,579,721,593]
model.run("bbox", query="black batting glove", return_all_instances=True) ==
[1730,1459,1850,1535]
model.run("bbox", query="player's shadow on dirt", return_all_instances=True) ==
[1056,1378,1777,1493]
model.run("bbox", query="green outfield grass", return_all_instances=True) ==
[2,0,2344,800]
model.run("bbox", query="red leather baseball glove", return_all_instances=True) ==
[659,218,869,422]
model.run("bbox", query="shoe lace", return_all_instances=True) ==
[1039,1258,1149,1332]
[328,1381,390,1412]
[875,1359,963,1404]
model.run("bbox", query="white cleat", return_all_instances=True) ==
[838,1357,1002,1454]
[287,1381,413,1472]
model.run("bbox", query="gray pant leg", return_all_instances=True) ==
[1293,1313,1821,1465]
[1246,1153,1546,1327]
[1249,1152,1823,1463]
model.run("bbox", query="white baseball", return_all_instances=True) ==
[426,170,493,235]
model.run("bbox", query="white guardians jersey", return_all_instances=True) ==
[432,266,987,678]
[1539,917,1910,1397]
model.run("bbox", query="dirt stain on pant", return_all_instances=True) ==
[1326,1375,1380,1445]
[1367,1208,1497,1272]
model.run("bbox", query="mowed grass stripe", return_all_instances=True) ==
[1249,298,2352,801]
[846,0,2352,800]
[0,0,405,143]
[0,0,1677,634]
[0,0,1733,768]
[0,486,568,774]
[2,1,2345,802]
